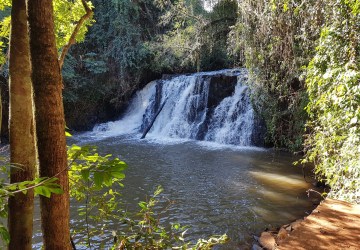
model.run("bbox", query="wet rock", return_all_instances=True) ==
[252,243,263,250]
[259,232,276,250]
[251,114,266,147]
[253,235,260,241]
[207,74,237,109]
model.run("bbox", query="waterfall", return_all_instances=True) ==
[93,69,264,146]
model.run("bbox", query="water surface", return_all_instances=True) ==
[63,134,316,249]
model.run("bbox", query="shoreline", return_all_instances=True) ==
[254,198,360,250]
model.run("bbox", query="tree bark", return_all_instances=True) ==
[8,0,36,249]
[27,0,71,249]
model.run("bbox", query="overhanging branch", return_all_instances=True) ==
[58,0,93,69]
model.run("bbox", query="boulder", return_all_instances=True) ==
[259,232,276,250]
[252,243,263,250]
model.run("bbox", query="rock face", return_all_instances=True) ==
[276,228,288,244]
[207,74,237,109]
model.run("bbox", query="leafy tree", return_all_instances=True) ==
[0,0,94,66]
[0,1,11,65]
[67,144,127,248]
[230,0,359,202]
[151,0,237,72]
[302,0,360,203]
[0,0,94,140]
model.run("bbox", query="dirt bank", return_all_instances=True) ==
[256,198,360,250]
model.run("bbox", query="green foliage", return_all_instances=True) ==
[0,12,10,65]
[302,0,360,203]
[62,0,239,129]
[231,0,317,150]
[0,164,9,246]
[53,0,95,50]
[151,0,237,73]
[0,176,63,198]
[0,164,64,245]
[0,0,94,66]
[0,0,11,10]
[229,0,359,202]
[67,144,127,247]
[62,0,161,129]
[200,0,238,70]
[68,144,126,190]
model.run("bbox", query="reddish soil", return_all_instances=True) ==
[276,198,360,250]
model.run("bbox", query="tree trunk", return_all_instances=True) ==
[8,0,36,249]
[27,0,71,249]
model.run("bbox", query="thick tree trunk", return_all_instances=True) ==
[27,0,71,249]
[8,0,36,249]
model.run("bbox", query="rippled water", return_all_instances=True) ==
[37,134,318,249]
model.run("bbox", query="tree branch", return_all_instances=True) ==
[58,0,93,70]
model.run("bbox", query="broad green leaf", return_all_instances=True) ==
[34,186,52,198]
[93,171,103,188]
[81,169,90,180]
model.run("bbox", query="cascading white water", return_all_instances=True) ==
[205,82,254,145]
[150,75,210,139]
[93,81,156,136]
[93,69,261,146]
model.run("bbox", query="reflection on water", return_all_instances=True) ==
[33,135,317,249]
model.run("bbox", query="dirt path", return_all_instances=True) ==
[276,198,360,250]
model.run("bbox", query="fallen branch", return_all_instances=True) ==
[141,98,168,139]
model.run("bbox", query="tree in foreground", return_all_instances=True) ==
[8,0,36,249]
[27,0,71,248]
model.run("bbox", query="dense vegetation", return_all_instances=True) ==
[302,1,359,202]
[232,0,359,202]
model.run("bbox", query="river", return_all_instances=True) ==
[50,133,316,249]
